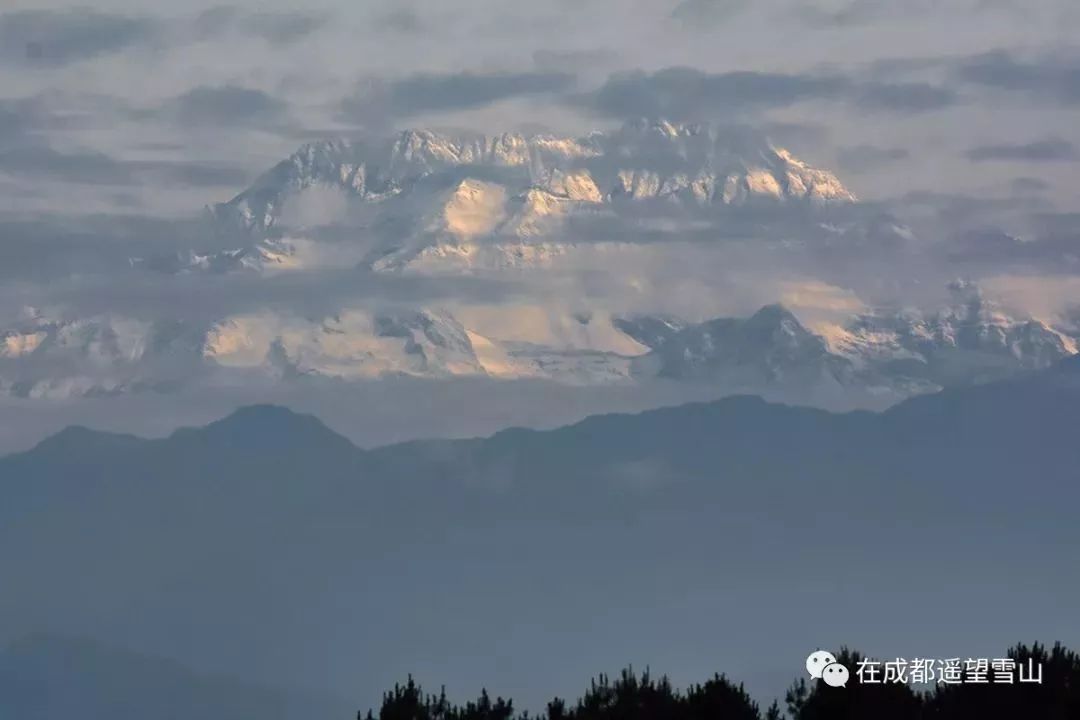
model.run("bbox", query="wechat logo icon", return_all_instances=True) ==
[806,650,849,688]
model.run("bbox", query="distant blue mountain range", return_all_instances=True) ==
[2,357,1079,713]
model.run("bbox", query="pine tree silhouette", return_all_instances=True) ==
[793,648,922,720]
[357,642,1080,720]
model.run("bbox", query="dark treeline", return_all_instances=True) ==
[359,643,1080,720]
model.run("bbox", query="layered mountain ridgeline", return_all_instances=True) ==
[2,635,1076,720]
[8,354,1080,485]
[2,359,1078,710]
[2,280,1074,399]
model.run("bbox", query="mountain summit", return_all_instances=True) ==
[210,120,856,237]
[195,120,865,277]
[3,285,1075,400]
[3,123,1071,403]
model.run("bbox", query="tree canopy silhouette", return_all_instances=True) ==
[358,642,1080,720]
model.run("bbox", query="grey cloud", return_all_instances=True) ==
[0,144,250,189]
[0,7,325,70]
[0,98,41,146]
[901,189,1043,213]
[38,264,519,329]
[191,6,327,44]
[341,71,576,125]
[145,163,251,188]
[795,0,976,27]
[0,94,138,165]
[865,54,952,79]
[0,9,155,67]
[0,146,133,185]
[871,48,1080,111]
[0,215,208,284]
[578,67,957,121]
[671,0,751,26]
[760,121,831,151]
[942,226,1080,271]
[836,144,910,173]
[956,50,1080,105]
[580,68,847,120]
[853,81,958,112]
[966,137,1077,162]
[796,0,885,26]
[1010,177,1050,193]
[974,0,1027,11]
[158,86,288,127]
[1028,211,1080,236]
[896,189,1050,232]
[533,49,619,74]
[374,8,425,34]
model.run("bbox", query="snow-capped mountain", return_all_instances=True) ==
[202,307,641,386]
[7,121,1071,402]
[204,309,486,380]
[630,305,855,389]
[4,283,1074,400]
[213,120,855,234]
[0,309,206,398]
[189,120,860,275]
[626,286,1076,394]
[820,280,1077,388]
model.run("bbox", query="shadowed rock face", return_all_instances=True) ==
[636,304,848,385]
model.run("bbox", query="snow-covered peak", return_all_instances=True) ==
[429,179,509,238]
[5,294,1077,400]
[210,120,856,234]
[0,313,207,399]
[632,303,849,386]
[823,282,1076,386]
[543,169,604,203]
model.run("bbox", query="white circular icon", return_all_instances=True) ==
[805,650,837,679]
[822,662,850,688]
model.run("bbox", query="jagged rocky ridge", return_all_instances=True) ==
[213,120,856,232]
[183,120,868,274]
[2,282,1074,399]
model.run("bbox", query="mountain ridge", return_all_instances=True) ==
[3,286,1075,401]
[3,357,1078,710]
[209,120,857,236]
[9,351,1080,467]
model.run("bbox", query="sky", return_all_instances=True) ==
[0,0,1078,216]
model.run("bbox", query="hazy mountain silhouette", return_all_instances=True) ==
[2,360,1078,709]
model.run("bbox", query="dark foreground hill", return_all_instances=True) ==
[1,359,1079,712]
